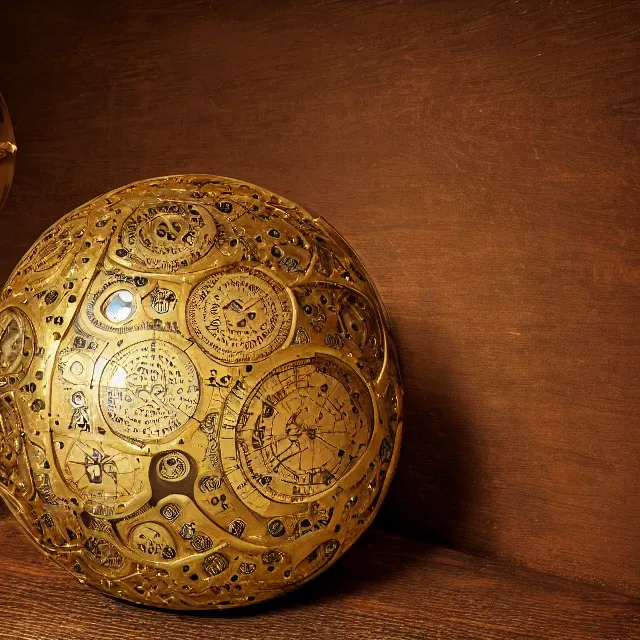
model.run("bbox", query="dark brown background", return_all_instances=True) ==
[0,0,638,618]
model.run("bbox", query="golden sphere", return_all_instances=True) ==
[0,175,402,609]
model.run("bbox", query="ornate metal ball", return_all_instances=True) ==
[0,175,402,610]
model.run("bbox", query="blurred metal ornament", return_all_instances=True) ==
[0,175,402,610]
[0,94,17,210]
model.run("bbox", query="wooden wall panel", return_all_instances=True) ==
[0,0,638,595]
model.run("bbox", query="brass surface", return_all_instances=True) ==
[0,175,402,610]
[0,93,16,210]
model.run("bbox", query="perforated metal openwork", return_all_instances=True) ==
[0,175,402,610]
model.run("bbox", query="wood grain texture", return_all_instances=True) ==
[0,508,638,640]
[0,0,638,597]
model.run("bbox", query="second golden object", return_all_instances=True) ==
[0,93,17,210]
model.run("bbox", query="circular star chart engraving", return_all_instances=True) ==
[186,266,293,365]
[117,201,217,271]
[225,354,374,503]
[0,308,35,385]
[99,340,200,442]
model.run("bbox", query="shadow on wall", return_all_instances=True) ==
[375,324,478,552]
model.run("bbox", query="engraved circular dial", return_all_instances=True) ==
[118,201,217,271]
[229,354,374,503]
[99,340,200,441]
[11,212,86,280]
[0,307,35,384]
[0,309,26,375]
[187,266,293,364]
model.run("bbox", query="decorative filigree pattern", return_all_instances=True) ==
[0,175,402,610]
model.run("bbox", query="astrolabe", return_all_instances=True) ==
[0,174,402,610]
[220,354,374,510]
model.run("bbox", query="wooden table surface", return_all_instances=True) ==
[0,0,639,629]
[1,505,638,640]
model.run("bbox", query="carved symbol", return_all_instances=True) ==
[228,519,246,537]
[267,519,285,537]
[130,522,176,560]
[186,266,293,365]
[160,503,181,521]
[198,475,222,492]
[40,513,55,529]
[116,201,217,271]
[262,549,284,565]
[63,440,143,516]
[150,287,177,314]
[156,451,190,482]
[83,448,115,485]
[203,552,229,576]
[215,201,234,215]
[68,391,93,433]
[191,532,213,553]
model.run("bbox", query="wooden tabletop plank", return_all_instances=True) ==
[0,509,638,640]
